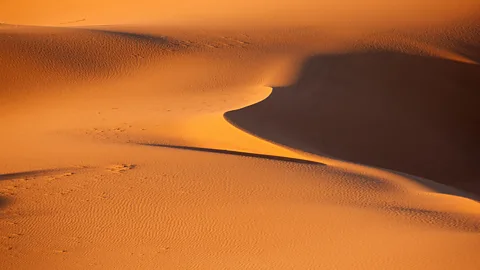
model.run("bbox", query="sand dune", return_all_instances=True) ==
[0,25,190,111]
[1,1,480,269]
[226,50,480,194]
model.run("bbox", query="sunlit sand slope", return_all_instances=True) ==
[1,2,480,269]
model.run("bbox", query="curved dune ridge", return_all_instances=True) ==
[0,25,192,106]
[1,1,480,269]
[225,51,480,194]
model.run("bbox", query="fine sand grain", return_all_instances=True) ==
[1,1,480,269]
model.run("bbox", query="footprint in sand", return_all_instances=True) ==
[106,164,136,174]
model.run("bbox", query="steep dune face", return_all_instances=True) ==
[0,25,309,166]
[226,51,480,194]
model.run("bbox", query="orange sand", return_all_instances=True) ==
[1,1,480,269]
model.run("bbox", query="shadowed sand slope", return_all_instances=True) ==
[140,143,322,165]
[226,51,480,194]
[0,170,59,181]
[0,196,9,210]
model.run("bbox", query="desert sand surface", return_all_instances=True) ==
[1,1,480,269]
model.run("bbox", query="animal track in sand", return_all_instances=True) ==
[2,233,23,240]
[83,123,138,142]
[47,172,76,181]
[202,36,251,49]
[106,164,136,174]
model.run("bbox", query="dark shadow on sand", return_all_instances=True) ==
[0,196,9,210]
[225,51,480,196]
[91,29,170,45]
[139,143,324,165]
[0,169,64,181]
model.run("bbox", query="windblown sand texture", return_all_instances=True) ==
[1,1,480,269]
